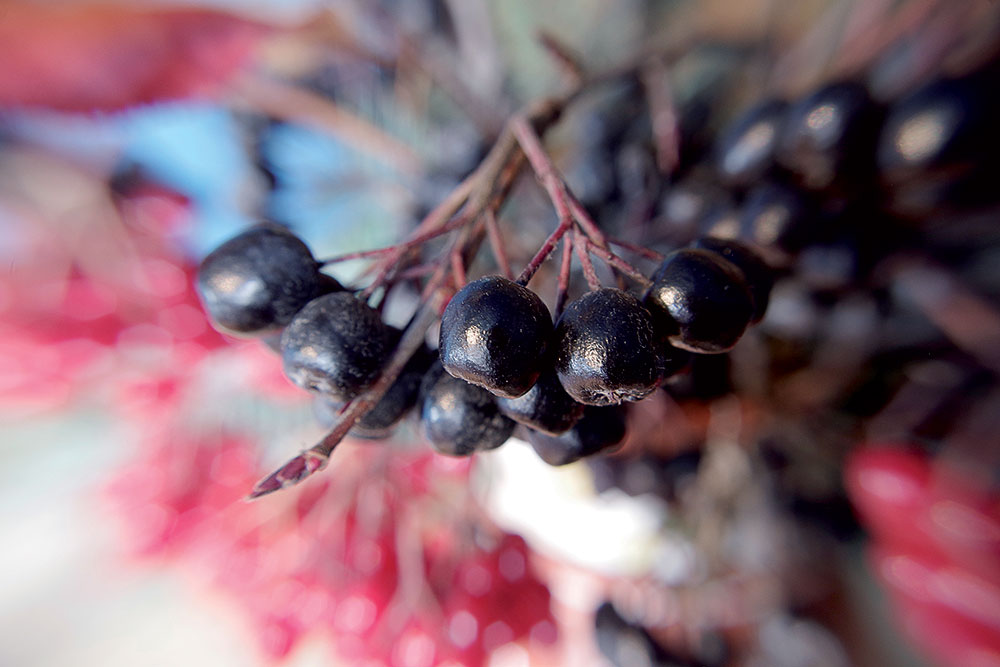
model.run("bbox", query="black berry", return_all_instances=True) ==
[777,80,882,191]
[497,368,585,435]
[420,362,515,456]
[644,249,755,353]
[280,292,393,401]
[694,237,774,322]
[714,99,789,187]
[439,275,553,399]
[554,288,662,406]
[739,181,814,253]
[526,405,627,466]
[197,223,328,335]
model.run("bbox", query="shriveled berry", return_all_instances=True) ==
[420,362,515,456]
[777,80,882,191]
[439,276,553,399]
[280,292,392,401]
[197,223,328,335]
[497,369,585,436]
[694,237,774,322]
[527,405,627,466]
[714,99,789,187]
[554,288,661,406]
[644,249,754,353]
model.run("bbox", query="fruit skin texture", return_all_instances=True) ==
[420,362,515,456]
[197,223,328,335]
[439,275,553,399]
[553,288,662,406]
[694,237,774,323]
[644,249,754,354]
[527,405,627,466]
[497,368,585,435]
[280,292,392,401]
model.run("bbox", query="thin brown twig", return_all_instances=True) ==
[484,210,513,280]
[585,239,653,289]
[574,228,602,291]
[319,215,471,265]
[555,234,573,320]
[609,237,665,262]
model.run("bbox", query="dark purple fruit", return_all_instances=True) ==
[314,341,436,439]
[197,223,328,335]
[777,80,882,191]
[740,181,814,253]
[714,99,789,187]
[280,292,392,401]
[439,276,553,399]
[878,74,997,184]
[877,72,1000,215]
[644,249,755,353]
[497,369,585,435]
[554,288,662,406]
[694,237,774,322]
[526,405,627,466]
[657,178,735,246]
[420,362,515,456]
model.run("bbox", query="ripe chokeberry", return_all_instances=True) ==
[497,368,585,436]
[714,99,789,188]
[197,223,331,335]
[554,288,662,406]
[740,181,814,254]
[420,362,515,456]
[526,404,627,466]
[694,236,774,322]
[313,340,435,439]
[644,248,755,353]
[439,275,553,399]
[777,80,882,192]
[280,292,393,401]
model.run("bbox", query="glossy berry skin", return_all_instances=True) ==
[313,342,434,439]
[420,362,515,456]
[439,276,553,399]
[777,81,882,191]
[644,249,754,354]
[694,237,774,322]
[197,223,328,335]
[497,369,585,436]
[527,405,627,466]
[554,288,662,406]
[714,99,789,187]
[740,181,813,253]
[877,73,1000,215]
[280,292,392,401]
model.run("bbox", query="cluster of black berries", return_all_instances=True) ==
[196,216,774,468]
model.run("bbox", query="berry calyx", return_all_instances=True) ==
[439,275,553,399]
[280,292,393,400]
[554,288,662,406]
[644,248,755,353]
[197,223,329,335]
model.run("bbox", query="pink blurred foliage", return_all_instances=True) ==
[846,445,1000,666]
[0,3,268,111]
